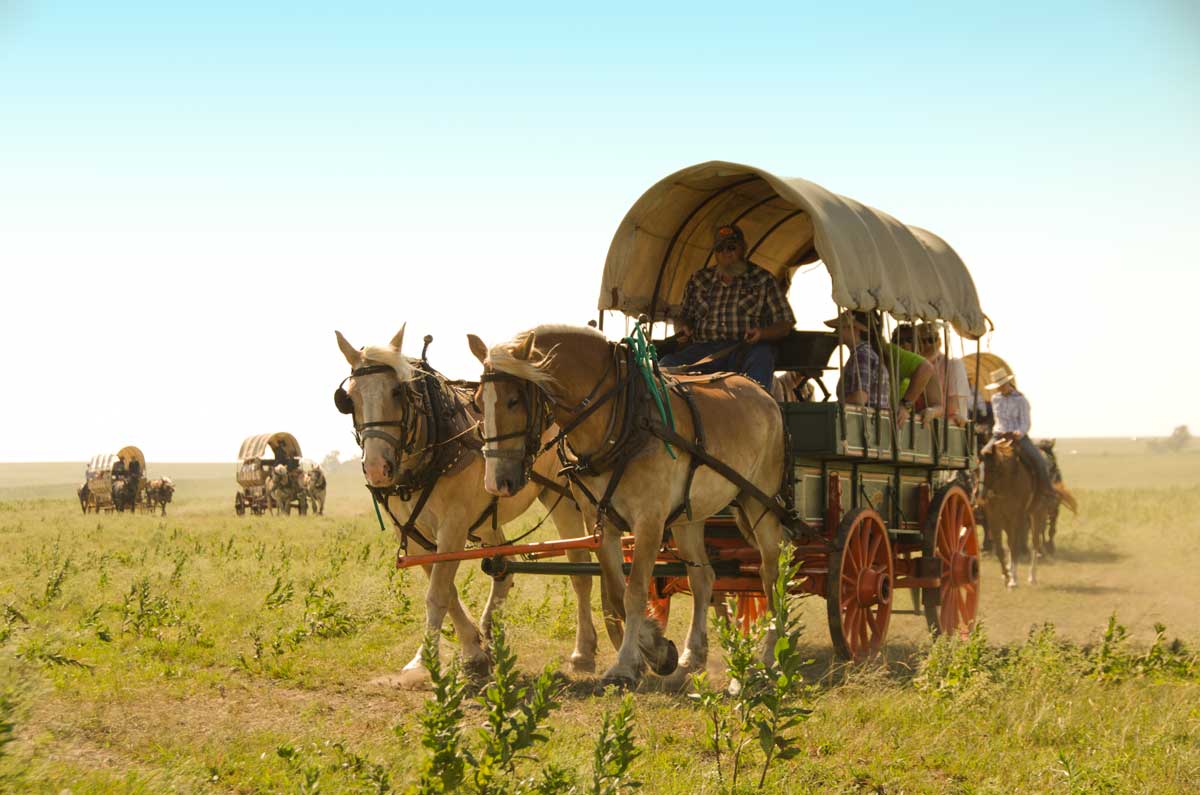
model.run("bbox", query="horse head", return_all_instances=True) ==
[334,326,420,489]
[468,331,549,497]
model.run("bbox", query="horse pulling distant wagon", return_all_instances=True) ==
[80,446,147,513]
[234,432,308,516]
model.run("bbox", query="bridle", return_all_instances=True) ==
[478,343,624,480]
[335,364,422,473]
[477,371,552,476]
[335,353,487,553]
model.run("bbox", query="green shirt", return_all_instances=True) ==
[882,343,926,399]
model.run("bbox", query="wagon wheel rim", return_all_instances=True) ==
[925,485,979,637]
[827,508,893,660]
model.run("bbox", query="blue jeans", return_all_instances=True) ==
[658,340,776,390]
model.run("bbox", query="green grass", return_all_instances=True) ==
[0,446,1198,793]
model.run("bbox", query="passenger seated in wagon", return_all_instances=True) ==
[916,322,970,425]
[825,310,889,408]
[659,223,795,390]
[887,324,943,424]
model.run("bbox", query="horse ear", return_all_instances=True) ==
[514,332,536,361]
[390,323,406,351]
[335,331,362,367]
[467,334,489,364]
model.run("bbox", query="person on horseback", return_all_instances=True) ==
[659,223,795,390]
[984,368,1056,499]
[825,309,890,408]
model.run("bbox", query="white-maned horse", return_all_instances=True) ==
[335,327,598,687]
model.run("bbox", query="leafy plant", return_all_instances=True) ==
[34,557,72,607]
[0,604,28,645]
[409,618,577,795]
[690,546,813,790]
[301,583,357,638]
[0,691,15,759]
[591,694,641,795]
[264,577,295,609]
[119,578,184,637]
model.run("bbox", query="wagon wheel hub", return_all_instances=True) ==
[951,551,980,586]
[855,567,892,608]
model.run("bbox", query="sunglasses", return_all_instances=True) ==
[715,242,741,253]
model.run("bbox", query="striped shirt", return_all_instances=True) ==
[678,263,795,342]
[992,390,1031,435]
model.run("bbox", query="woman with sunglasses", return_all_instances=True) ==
[659,223,795,390]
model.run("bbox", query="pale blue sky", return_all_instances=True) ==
[2,2,1197,461]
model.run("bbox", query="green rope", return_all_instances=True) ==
[623,324,677,459]
[369,490,387,532]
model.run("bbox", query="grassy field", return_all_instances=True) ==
[1,441,1197,793]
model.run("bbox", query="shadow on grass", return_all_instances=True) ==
[1040,583,1123,596]
[1046,546,1125,565]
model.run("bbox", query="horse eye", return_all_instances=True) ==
[506,397,520,409]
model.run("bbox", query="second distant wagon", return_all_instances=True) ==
[235,432,308,516]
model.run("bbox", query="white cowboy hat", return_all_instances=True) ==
[985,367,1015,390]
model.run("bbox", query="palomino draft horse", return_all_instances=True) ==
[469,324,802,688]
[335,326,598,687]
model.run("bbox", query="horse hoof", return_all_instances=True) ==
[651,640,679,677]
[393,668,434,691]
[569,654,596,674]
[463,654,492,678]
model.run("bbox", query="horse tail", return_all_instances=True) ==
[1053,482,1078,514]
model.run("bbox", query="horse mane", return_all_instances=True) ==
[485,324,602,386]
[360,346,417,382]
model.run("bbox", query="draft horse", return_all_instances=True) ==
[469,324,803,687]
[335,326,598,688]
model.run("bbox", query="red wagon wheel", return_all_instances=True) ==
[923,484,980,637]
[827,508,893,661]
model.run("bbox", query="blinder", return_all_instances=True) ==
[478,371,550,474]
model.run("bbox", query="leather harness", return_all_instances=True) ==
[480,340,815,543]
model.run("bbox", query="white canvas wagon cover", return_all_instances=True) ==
[599,161,987,338]
[87,453,118,476]
[238,432,302,462]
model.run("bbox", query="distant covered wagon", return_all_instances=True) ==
[235,432,308,516]
[81,446,147,513]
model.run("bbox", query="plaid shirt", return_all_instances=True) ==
[992,390,1031,435]
[838,342,890,409]
[678,263,795,342]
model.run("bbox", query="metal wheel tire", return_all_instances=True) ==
[234,493,245,516]
[827,507,894,661]
[922,485,980,637]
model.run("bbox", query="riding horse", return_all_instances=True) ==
[980,439,1055,587]
[335,326,598,687]
[469,324,795,688]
